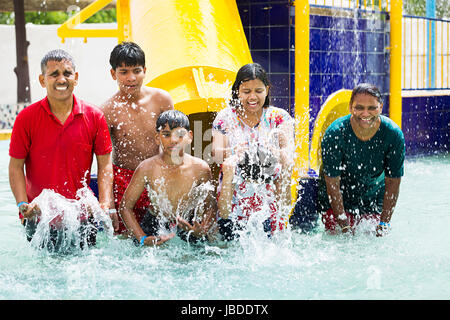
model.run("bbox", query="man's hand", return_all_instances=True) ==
[376,223,390,237]
[20,202,41,220]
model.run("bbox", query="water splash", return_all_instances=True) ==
[28,187,113,254]
[145,177,216,240]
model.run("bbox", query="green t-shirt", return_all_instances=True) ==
[318,114,405,215]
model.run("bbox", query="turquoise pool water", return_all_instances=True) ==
[0,139,449,300]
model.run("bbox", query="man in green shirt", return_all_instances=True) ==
[318,83,405,236]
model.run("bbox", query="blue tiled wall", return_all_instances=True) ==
[309,11,390,136]
[236,0,448,155]
[402,95,449,154]
[237,1,389,132]
[237,0,293,116]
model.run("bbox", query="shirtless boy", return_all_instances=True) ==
[119,110,217,246]
[101,42,174,233]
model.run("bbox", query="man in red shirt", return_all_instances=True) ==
[9,49,113,247]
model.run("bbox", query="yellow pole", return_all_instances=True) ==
[116,0,131,42]
[441,22,444,88]
[389,0,402,129]
[292,0,310,203]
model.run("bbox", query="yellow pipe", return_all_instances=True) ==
[416,20,419,88]
[428,20,432,87]
[423,19,426,88]
[292,0,310,203]
[116,0,132,42]
[410,18,413,88]
[441,22,444,88]
[57,0,119,42]
[389,0,402,129]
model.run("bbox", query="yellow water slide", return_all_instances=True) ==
[58,0,252,114]
[309,89,352,173]
[130,0,252,114]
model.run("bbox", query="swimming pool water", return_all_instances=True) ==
[0,139,449,300]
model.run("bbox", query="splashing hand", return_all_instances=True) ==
[109,211,120,233]
[176,216,206,238]
[375,224,389,237]
[21,203,41,220]
[143,233,175,246]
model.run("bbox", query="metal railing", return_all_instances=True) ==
[402,15,450,90]
[308,1,449,90]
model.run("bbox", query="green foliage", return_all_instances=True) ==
[26,11,70,24]
[0,13,14,24]
[436,0,450,19]
[404,0,450,19]
[85,9,116,23]
[0,8,116,25]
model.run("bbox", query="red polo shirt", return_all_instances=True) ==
[9,95,112,202]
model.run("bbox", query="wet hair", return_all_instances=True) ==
[109,41,145,70]
[230,63,271,109]
[349,83,383,106]
[156,110,190,132]
[40,49,75,74]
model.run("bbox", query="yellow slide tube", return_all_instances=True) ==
[127,0,252,114]
[309,89,352,173]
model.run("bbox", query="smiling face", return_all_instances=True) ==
[39,59,78,103]
[237,79,269,116]
[111,63,146,96]
[350,93,383,131]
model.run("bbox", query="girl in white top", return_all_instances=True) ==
[211,63,294,238]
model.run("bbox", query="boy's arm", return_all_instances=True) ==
[96,153,113,210]
[99,101,116,212]
[96,153,118,231]
[198,166,217,234]
[119,163,174,246]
